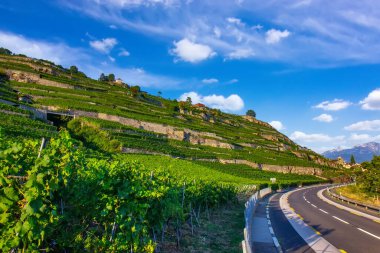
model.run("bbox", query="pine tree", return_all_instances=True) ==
[350,154,356,165]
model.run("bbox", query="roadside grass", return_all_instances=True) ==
[160,198,246,253]
[335,185,380,207]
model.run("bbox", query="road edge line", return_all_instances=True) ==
[267,194,283,253]
[279,186,340,253]
[317,188,380,223]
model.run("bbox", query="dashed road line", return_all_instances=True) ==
[319,208,329,214]
[339,249,348,253]
[267,194,284,253]
[311,204,317,208]
[332,216,350,224]
[357,228,380,240]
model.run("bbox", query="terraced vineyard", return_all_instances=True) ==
[0,53,336,170]
[0,51,335,252]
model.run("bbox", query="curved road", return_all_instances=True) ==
[270,186,380,253]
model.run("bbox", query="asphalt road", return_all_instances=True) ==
[268,192,313,253]
[273,185,380,253]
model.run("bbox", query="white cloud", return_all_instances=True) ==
[265,29,290,44]
[213,27,222,38]
[109,24,118,29]
[226,48,254,60]
[0,30,87,65]
[227,17,244,26]
[62,0,380,66]
[269,121,285,131]
[290,131,345,143]
[227,79,239,84]
[344,120,380,131]
[349,133,380,142]
[314,99,352,111]
[92,0,177,8]
[171,38,216,63]
[202,78,218,84]
[119,48,131,56]
[251,24,263,30]
[360,88,380,110]
[89,37,118,53]
[313,113,333,123]
[178,91,244,111]
[108,56,115,62]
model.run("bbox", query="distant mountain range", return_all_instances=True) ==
[322,142,380,163]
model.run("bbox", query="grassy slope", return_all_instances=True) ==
[334,185,380,207]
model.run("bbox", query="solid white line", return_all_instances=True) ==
[332,216,349,224]
[319,209,329,214]
[357,228,380,240]
[311,204,317,208]
[272,237,280,247]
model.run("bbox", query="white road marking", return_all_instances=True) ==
[311,204,317,208]
[319,209,329,214]
[332,216,349,224]
[357,228,380,240]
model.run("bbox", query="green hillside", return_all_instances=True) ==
[0,50,336,252]
[0,52,336,171]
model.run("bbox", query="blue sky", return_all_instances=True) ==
[1,0,380,152]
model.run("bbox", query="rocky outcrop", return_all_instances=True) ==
[197,158,323,176]
[243,115,273,129]
[64,110,237,149]
[259,164,322,176]
[6,70,73,89]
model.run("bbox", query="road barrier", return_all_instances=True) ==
[327,185,380,213]
[242,187,272,253]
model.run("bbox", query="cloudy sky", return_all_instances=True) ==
[1,0,380,152]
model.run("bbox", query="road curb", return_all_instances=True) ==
[280,187,340,253]
[318,188,380,223]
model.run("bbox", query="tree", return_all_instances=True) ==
[186,97,192,105]
[350,154,356,165]
[0,47,12,55]
[157,91,162,97]
[99,73,108,82]
[246,109,256,117]
[356,156,380,194]
[130,86,141,97]
[69,66,78,74]
[108,73,115,82]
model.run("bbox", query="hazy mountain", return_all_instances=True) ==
[323,142,380,163]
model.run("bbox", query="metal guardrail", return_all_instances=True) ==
[242,187,272,253]
[327,184,380,213]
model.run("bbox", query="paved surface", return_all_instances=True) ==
[288,186,380,253]
[269,192,314,253]
[252,195,278,253]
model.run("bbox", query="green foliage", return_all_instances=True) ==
[108,73,115,82]
[99,73,107,82]
[69,65,78,74]
[130,86,141,97]
[246,109,256,117]
[0,131,236,252]
[0,47,12,55]
[350,154,356,165]
[67,118,122,153]
[356,156,380,194]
